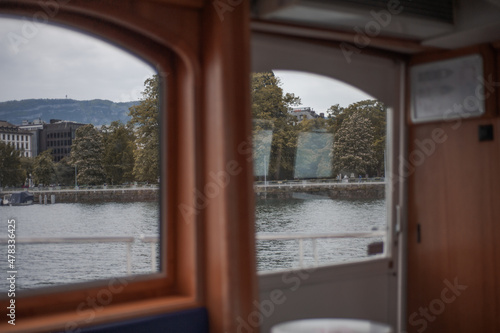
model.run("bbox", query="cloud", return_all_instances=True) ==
[0,16,156,102]
[0,17,373,109]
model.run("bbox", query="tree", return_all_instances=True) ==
[343,100,386,176]
[328,99,386,177]
[252,72,301,120]
[326,103,346,134]
[0,141,25,187]
[251,72,301,180]
[32,150,55,186]
[333,111,377,177]
[70,124,106,185]
[102,121,136,184]
[20,156,34,186]
[128,75,160,182]
[54,157,76,186]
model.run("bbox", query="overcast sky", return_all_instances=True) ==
[0,17,156,103]
[0,17,372,109]
[274,70,373,113]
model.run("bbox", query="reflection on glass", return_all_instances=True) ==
[0,18,160,291]
[253,127,273,178]
[294,131,333,179]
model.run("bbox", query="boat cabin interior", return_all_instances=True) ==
[1,0,499,332]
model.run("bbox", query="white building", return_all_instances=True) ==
[18,118,45,157]
[0,120,33,157]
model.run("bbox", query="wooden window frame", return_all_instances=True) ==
[0,1,258,332]
[0,2,202,332]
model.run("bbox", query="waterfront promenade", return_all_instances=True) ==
[0,185,159,203]
[254,180,385,199]
[1,180,385,203]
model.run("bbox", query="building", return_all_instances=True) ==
[290,107,325,121]
[0,120,33,157]
[17,118,87,161]
[18,118,45,157]
[40,119,86,162]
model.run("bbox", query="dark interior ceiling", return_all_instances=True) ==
[251,0,500,53]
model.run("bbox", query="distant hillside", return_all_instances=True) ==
[0,99,140,126]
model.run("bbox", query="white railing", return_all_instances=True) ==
[0,184,159,193]
[0,236,157,274]
[0,232,385,273]
[256,231,385,267]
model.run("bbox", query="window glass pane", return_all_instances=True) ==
[0,18,161,291]
[253,70,388,272]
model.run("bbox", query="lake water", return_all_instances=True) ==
[0,202,160,292]
[256,195,386,271]
[0,196,386,291]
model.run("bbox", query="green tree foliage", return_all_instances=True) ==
[252,72,301,180]
[54,157,75,186]
[70,124,106,185]
[102,121,136,185]
[333,111,377,176]
[32,150,55,186]
[20,156,33,178]
[252,72,301,120]
[20,156,33,186]
[0,142,25,186]
[326,104,347,134]
[128,75,160,183]
[328,99,386,177]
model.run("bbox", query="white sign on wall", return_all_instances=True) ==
[410,54,485,123]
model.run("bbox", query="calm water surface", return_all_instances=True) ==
[256,195,386,271]
[0,202,160,291]
[0,196,386,291]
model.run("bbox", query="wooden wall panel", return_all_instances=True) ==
[407,117,500,332]
[407,42,500,333]
[493,44,500,332]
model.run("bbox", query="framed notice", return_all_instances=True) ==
[410,54,485,123]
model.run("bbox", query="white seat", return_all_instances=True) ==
[271,318,393,333]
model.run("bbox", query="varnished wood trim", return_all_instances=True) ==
[202,1,259,332]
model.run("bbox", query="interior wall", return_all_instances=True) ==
[406,46,500,332]
[251,33,404,109]
[252,29,404,333]
[258,260,397,333]
[251,32,405,333]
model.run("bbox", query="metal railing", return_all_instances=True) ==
[256,231,386,267]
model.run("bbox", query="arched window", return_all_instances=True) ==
[0,5,199,330]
